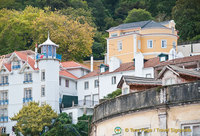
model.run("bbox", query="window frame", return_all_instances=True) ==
[41,70,45,81]
[94,79,99,88]
[65,79,69,87]
[117,41,123,51]
[147,40,153,48]
[84,81,89,90]
[181,123,200,136]
[41,86,45,97]
[24,88,32,99]
[161,39,167,48]
[111,76,116,85]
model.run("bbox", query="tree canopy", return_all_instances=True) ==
[124,8,153,23]
[10,102,57,136]
[42,112,81,136]
[172,0,200,42]
[0,6,95,61]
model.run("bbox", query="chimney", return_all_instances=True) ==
[90,55,93,72]
[134,52,144,77]
[34,43,38,69]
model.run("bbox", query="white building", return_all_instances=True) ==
[0,35,90,134]
[0,34,175,134]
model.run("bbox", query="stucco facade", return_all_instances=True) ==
[106,20,178,63]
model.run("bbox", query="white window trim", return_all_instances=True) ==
[161,39,167,48]
[180,120,200,136]
[117,41,122,51]
[147,40,153,48]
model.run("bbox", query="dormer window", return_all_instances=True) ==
[12,61,20,69]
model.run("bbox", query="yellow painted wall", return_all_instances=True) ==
[94,110,160,136]
[107,27,178,63]
[108,35,134,63]
[92,104,200,136]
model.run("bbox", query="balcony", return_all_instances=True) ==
[0,116,8,122]
[23,97,32,103]
[23,80,33,84]
[36,53,62,61]
[0,83,9,86]
[12,65,20,69]
[0,100,8,105]
[78,100,99,107]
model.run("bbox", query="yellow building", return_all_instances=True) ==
[106,20,178,63]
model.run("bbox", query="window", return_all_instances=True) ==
[117,41,122,51]
[93,94,99,106]
[24,73,32,83]
[161,40,167,48]
[111,33,118,37]
[146,74,152,78]
[111,76,116,84]
[147,40,153,48]
[182,124,200,136]
[84,81,89,90]
[41,86,45,97]
[1,127,6,133]
[94,80,99,88]
[0,75,8,85]
[65,79,69,87]
[123,88,128,95]
[0,91,8,105]
[0,108,8,122]
[24,88,32,103]
[84,95,91,106]
[173,41,176,49]
[172,27,175,34]
[138,40,141,49]
[69,112,73,119]
[59,77,61,85]
[41,70,45,81]
[12,61,20,69]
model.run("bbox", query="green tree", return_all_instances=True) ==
[10,102,57,136]
[104,88,122,99]
[124,8,153,23]
[42,112,81,136]
[0,6,95,61]
[172,0,200,41]
[76,115,92,136]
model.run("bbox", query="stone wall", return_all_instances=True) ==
[92,81,200,123]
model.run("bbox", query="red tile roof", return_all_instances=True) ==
[14,51,28,61]
[59,70,78,79]
[155,55,200,67]
[61,61,89,69]
[79,57,161,79]
[4,63,11,71]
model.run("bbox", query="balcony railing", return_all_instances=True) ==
[0,116,8,122]
[12,65,20,69]
[0,83,9,86]
[78,100,99,107]
[23,97,32,103]
[36,53,62,61]
[23,80,33,84]
[0,100,8,105]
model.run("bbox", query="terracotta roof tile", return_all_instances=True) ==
[59,70,78,79]
[79,57,161,79]
[61,61,89,69]
[4,63,11,71]
[155,55,200,67]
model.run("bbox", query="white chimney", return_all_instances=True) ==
[90,55,93,72]
[134,52,144,77]
[109,57,121,72]
[34,44,38,69]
